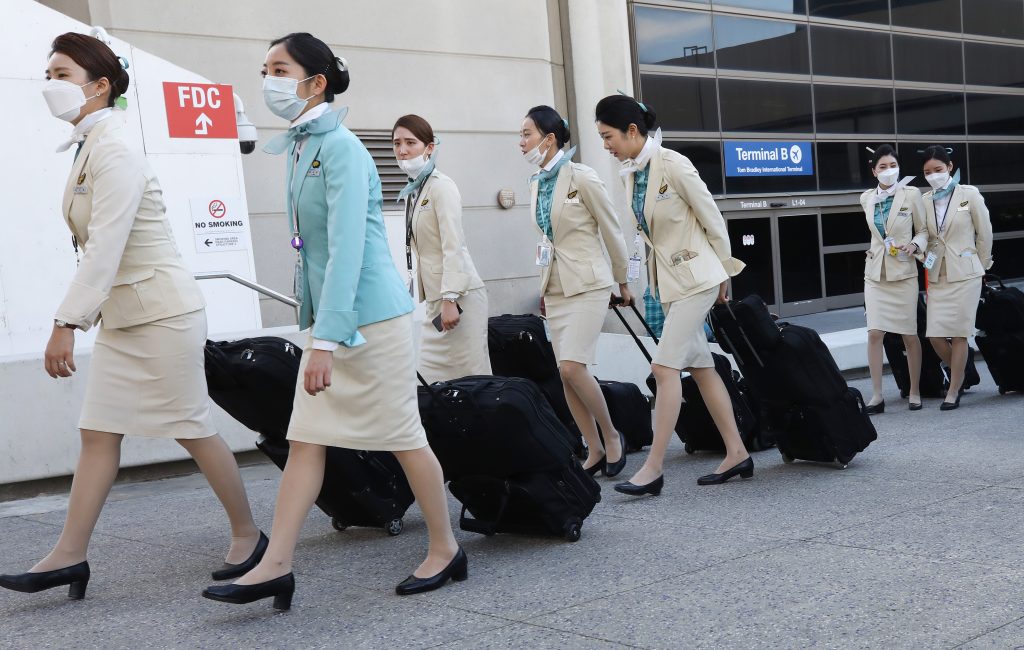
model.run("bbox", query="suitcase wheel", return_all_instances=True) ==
[386,518,404,537]
[999,387,1007,395]
[837,463,849,470]
[563,520,582,543]
[331,518,348,532]
[684,443,695,455]
[781,453,794,464]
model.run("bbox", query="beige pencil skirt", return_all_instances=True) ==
[864,275,919,336]
[286,313,428,451]
[543,261,612,365]
[926,266,983,339]
[78,309,216,439]
[418,287,492,384]
[653,285,719,371]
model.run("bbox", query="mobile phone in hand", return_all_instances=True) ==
[432,303,463,332]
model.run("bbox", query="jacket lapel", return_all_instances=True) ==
[942,185,965,243]
[410,171,438,242]
[289,134,323,222]
[642,150,663,240]
[885,188,906,235]
[549,164,573,240]
[529,179,540,237]
[62,117,113,221]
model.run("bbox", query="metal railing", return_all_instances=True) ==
[194,271,299,321]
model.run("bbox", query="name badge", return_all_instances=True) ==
[923,251,937,270]
[627,255,642,282]
[957,205,969,211]
[536,239,552,267]
[564,197,580,205]
[73,185,88,195]
[884,236,898,257]
[655,193,671,202]
[306,168,321,177]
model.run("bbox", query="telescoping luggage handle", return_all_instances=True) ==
[983,273,1006,290]
[609,296,657,363]
[707,301,766,370]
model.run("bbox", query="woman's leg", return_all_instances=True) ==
[392,446,459,578]
[688,366,750,474]
[177,434,260,563]
[235,441,325,585]
[625,363,680,486]
[31,429,123,572]
[560,361,622,465]
[929,336,952,365]
[866,329,885,406]
[945,337,969,401]
[902,334,923,403]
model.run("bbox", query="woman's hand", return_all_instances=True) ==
[611,284,635,308]
[441,300,461,331]
[898,242,920,255]
[716,280,729,305]
[304,349,333,396]
[44,326,77,378]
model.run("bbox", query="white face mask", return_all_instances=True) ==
[262,74,317,122]
[877,167,900,187]
[397,152,429,178]
[523,137,551,167]
[925,171,950,190]
[42,79,98,122]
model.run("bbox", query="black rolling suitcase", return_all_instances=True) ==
[596,379,653,452]
[417,375,600,542]
[204,337,415,535]
[975,275,1024,394]
[710,296,876,467]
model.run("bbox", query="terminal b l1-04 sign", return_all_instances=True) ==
[725,141,813,177]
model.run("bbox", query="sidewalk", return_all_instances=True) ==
[1,367,1022,649]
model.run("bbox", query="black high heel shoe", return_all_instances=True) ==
[940,394,962,411]
[604,432,628,479]
[583,457,606,476]
[0,561,90,600]
[697,457,754,486]
[865,400,885,415]
[613,475,663,496]
[396,547,468,596]
[908,397,923,411]
[202,573,295,611]
[211,531,269,580]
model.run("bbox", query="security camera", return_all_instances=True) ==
[233,93,257,155]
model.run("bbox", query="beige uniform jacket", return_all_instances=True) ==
[56,113,204,330]
[921,184,994,281]
[859,185,929,282]
[625,147,744,303]
[529,162,629,297]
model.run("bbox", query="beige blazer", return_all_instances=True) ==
[921,184,994,282]
[859,185,929,282]
[529,162,629,297]
[56,113,205,330]
[625,147,744,303]
[409,169,485,303]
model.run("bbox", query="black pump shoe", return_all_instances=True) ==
[908,399,923,411]
[202,573,295,611]
[697,457,754,486]
[613,475,663,496]
[0,561,90,600]
[396,547,468,596]
[604,432,628,478]
[583,457,606,476]
[940,394,962,411]
[211,531,269,581]
[865,400,885,415]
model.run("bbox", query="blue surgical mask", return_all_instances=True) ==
[262,74,316,121]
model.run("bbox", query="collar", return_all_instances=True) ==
[56,107,114,153]
[929,169,961,202]
[291,102,330,128]
[398,157,438,202]
[620,128,662,176]
[542,149,564,172]
[876,184,897,197]
[531,146,576,183]
[263,106,348,155]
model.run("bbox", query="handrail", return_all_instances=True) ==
[194,271,299,312]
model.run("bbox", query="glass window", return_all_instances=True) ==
[970,146,1024,187]
[814,85,895,134]
[638,75,720,132]
[779,214,823,302]
[896,141,969,187]
[634,7,715,68]
[719,79,814,133]
[895,90,965,135]
[991,237,1024,279]
[891,0,962,34]
[810,26,891,80]
[713,0,807,14]
[665,141,725,195]
[824,251,868,297]
[893,35,963,85]
[713,15,810,74]
[822,211,872,247]
[727,216,776,304]
[965,43,1024,88]
[966,93,1024,136]
[963,0,1024,39]
[817,142,891,192]
[983,192,1024,234]
[808,0,889,24]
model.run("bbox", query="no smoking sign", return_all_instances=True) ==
[189,196,248,253]
[208,200,227,219]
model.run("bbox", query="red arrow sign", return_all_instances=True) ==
[163,82,238,139]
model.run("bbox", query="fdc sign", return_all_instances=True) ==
[725,141,813,177]
[162,82,238,139]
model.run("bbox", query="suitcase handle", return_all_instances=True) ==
[708,302,766,369]
[609,300,657,364]
[457,481,511,536]
[983,273,1005,289]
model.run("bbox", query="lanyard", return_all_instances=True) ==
[405,178,431,273]
[935,197,952,233]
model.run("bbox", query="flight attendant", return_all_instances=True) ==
[520,105,632,478]
[202,33,464,611]
[859,144,929,413]
[392,114,491,383]
[0,33,263,601]
[594,94,750,494]
[919,145,994,411]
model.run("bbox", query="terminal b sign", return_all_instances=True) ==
[725,141,813,177]
[162,82,238,139]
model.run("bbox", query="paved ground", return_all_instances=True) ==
[0,367,1022,649]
